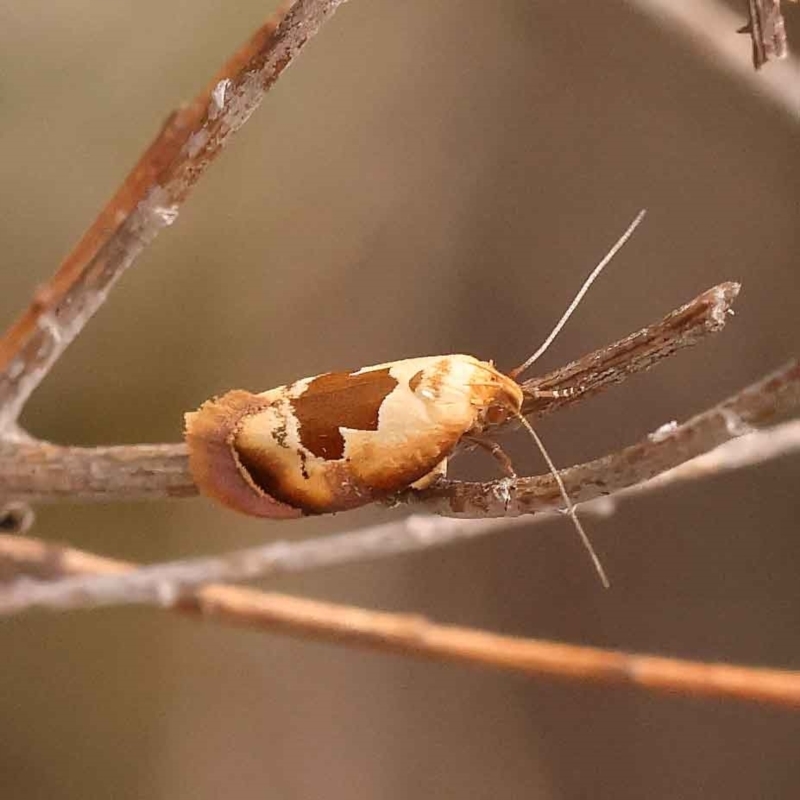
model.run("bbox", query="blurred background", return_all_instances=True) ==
[1,0,799,797]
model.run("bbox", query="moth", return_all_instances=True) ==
[185,212,645,584]
[185,354,523,518]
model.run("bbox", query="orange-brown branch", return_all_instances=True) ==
[1,534,798,709]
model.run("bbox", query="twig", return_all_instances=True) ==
[519,282,739,419]
[536,416,800,521]
[745,0,790,68]
[0,0,351,430]
[0,514,521,612]
[0,536,798,709]
[624,0,800,118]
[0,283,739,505]
[1,361,798,614]
[627,417,800,488]
[0,442,193,503]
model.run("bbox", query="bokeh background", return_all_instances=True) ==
[1,1,799,797]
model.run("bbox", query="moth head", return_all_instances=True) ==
[470,362,524,427]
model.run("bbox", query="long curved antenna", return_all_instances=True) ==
[515,411,610,588]
[509,209,647,380]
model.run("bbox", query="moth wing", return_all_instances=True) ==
[185,390,303,519]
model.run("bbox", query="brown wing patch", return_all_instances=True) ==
[428,358,451,396]
[291,368,398,460]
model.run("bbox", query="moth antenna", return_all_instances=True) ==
[513,410,610,588]
[509,209,647,380]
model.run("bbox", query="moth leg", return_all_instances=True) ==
[464,436,517,479]
[410,458,448,490]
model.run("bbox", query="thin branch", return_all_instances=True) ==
[0,0,351,430]
[641,416,800,482]
[535,416,800,520]
[0,282,740,505]
[624,0,800,119]
[0,514,520,612]
[0,442,193,503]
[746,0,790,68]
[1,361,798,614]
[519,281,739,419]
[1,536,798,709]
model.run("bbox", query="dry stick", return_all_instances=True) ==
[519,281,740,419]
[745,0,789,68]
[624,0,800,119]
[526,418,800,521]
[0,282,739,505]
[0,0,351,430]
[639,417,800,484]
[1,360,798,615]
[0,443,193,504]
[561,415,800,526]
[1,536,799,709]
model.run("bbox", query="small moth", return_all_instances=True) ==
[185,212,646,584]
[185,354,523,518]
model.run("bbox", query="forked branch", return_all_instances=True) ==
[0,0,798,717]
[0,0,351,429]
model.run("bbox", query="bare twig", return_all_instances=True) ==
[1,361,798,614]
[624,0,800,118]
[0,0,351,430]
[1,535,798,709]
[519,282,739,419]
[534,416,800,523]
[0,283,739,505]
[0,514,521,612]
[745,0,789,68]
[0,442,192,503]
[641,416,800,482]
